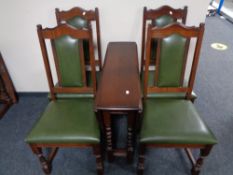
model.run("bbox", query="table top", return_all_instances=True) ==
[95,42,142,111]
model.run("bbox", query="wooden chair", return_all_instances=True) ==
[137,23,217,175]
[25,24,103,175]
[56,7,102,71]
[140,6,197,101]
[0,52,17,119]
[141,5,187,72]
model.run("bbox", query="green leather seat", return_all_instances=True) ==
[140,98,217,144]
[25,98,99,144]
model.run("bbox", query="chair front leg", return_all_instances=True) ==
[191,145,213,175]
[29,145,51,175]
[93,145,104,175]
[137,144,146,175]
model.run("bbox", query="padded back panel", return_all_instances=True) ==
[54,35,83,87]
[157,34,186,87]
[67,16,90,62]
[153,15,174,27]
[67,16,88,29]
[150,15,175,61]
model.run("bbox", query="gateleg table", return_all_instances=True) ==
[95,42,142,162]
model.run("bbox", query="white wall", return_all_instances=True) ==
[0,0,209,92]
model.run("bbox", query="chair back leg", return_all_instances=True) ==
[30,145,51,174]
[191,145,213,175]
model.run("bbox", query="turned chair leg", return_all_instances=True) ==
[93,145,104,175]
[137,144,145,175]
[191,145,213,175]
[30,145,51,175]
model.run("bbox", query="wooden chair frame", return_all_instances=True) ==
[141,5,188,72]
[138,23,215,175]
[0,53,17,119]
[143,23,204,100]
[37,24,97,100]
[28,24,103,175]
[56,7,102,70]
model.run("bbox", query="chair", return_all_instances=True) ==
[137,23,217,175]
[141,5,187,72]
[140,6,198,101]
[25,24,103,175]
[0,52,17,119]
[56,7,102,71]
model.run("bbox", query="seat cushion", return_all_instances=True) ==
[25,98,100,144]
[140,99,217,145]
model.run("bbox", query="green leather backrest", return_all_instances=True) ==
[150,16,175,62]
[157,34,186,87]
[54,35,83,87]
[67,16,90,62]
[67,16,88,29]
[153,15,174,27]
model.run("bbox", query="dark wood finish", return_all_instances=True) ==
[141,5,187,72]
[51,40,62,86]
[95,42,142,111]
[30,144,103,175]
[30,146,51,174]
[154,38,161,85]
[95,42,142,162]
[127,111,136,162]
[138,144,213,175]
[138,23,215,175]
[56,7,102,70]
[93,145,105,175]
[79,41,88,86]
[31,24,103,175]
[102,111,114,162]
[191,145,213,175]
[185,148,196,166]
[47,147,58,163]
[0,53,18,119]
[137,144,145,175]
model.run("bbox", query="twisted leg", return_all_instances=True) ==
[137,144,145,175]
[127,111,135,163]
[103,111,113,162]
